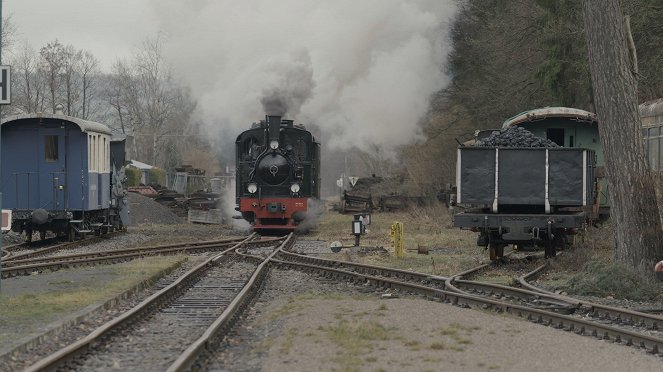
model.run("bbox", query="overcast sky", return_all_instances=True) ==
[5,0,157,69]
[5,0,458,155]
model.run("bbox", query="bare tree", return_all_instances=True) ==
[79,50,99,119]
[39,40,65,113]
[107,35,196,167]
[107,60,132,134]
[61,44,82,116]
[10,42,46,114]
[1,15,16,51]
[581,0,662,267]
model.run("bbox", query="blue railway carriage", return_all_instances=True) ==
[1,112,125,241]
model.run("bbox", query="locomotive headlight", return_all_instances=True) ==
[247,183,258,194]
[269,140,279,150]
[290,183,301,193]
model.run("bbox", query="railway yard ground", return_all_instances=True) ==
[1,194,663,371]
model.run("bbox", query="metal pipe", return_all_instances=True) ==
[267,115,281,143]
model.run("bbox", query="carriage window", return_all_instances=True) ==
[45,136,58,162]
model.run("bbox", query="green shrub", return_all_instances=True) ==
[125,168,141,187]
[149,167,166,186]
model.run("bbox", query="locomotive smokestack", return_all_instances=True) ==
[267,115,281,143]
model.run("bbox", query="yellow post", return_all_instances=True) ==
[390,222,404,258]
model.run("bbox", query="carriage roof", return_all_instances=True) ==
[502,107,598,129]
[1,113,112,135]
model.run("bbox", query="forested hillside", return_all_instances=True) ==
[404,0,663,194]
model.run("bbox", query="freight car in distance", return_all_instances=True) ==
[453,110,598,262]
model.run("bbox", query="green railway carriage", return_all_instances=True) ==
[639,99,663,171]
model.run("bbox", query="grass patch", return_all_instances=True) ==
[559,261,661,300]
[252,336,274,356]
[323,320,399,372]
[307,202,483,276]
[429,342,445,350]
[264,289,354,322]
[434,322,477,349]
[404,339,421,350]
[542,222,663,300]
[0,255,186,328]
[280,328,298,354]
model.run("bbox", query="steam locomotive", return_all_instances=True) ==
[235,115,320,231]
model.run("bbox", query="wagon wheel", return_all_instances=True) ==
[40,231,46,241]
[25,229,33,243]
[489,244,497,261]
[544,238,556,258]
[496,244,504,258]
[553,230,568,251]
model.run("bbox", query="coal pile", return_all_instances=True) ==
[128,192,184,225]
[474,126,560,148]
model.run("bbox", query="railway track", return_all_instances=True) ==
[1,231,126,263]
[13,235,663,370]
[515,263,663,333]
[24,233,294,371]
[269,249,663,356]
[0,236,277,279]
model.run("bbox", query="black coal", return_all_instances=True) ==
[474,126,560,148]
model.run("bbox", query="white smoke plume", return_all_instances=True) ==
[149,0,457,153]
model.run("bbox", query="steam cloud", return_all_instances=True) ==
[150,0,457,152]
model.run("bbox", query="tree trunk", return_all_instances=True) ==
[581,0,663,268]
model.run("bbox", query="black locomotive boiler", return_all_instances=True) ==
[235,115,320,231]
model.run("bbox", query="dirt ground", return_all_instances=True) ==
[257,297,663,372]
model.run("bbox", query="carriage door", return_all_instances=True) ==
[39,128,66,210]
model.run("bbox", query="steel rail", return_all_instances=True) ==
[275,250,444,283]
[517,263,663,330]
[1,231,127,263]
[1,237,279,279]
[2,236,270,268]
[281,250,578,310]
[2,242,25,253]
[166,233,295,372]
[23,233,260,372]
